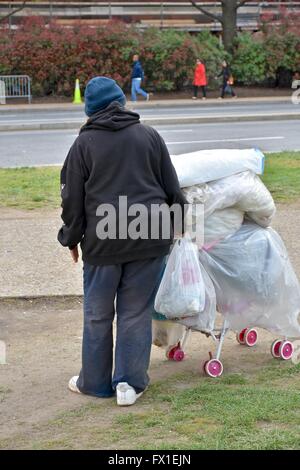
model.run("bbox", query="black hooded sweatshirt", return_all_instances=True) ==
[57,101,187,266]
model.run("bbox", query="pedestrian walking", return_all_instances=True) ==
[58,76,186,406]
[131,54,149,102]
[192,59,207,100]
[218,60,237,99]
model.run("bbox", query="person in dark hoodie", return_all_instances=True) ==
[218,60,237,99]
[58,76,187,406]
[131,54,149,102]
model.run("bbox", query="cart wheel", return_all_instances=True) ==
[236,328,247,345]
[204,359,223,378]
[166,343,184,361]
[271,339,282,358]
[244,328,258,347]
[166,346,175,360]
[173,348,185,362]
[279,340,294,360]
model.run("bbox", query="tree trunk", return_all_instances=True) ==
[221,0,238,53]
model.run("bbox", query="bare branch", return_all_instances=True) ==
[189,0,224,25]
[236,1,249,8]
[0,1,27,23]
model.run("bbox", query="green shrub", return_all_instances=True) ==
[264,32,300,78]
[232,33,267,85]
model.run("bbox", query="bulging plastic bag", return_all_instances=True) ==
[182,171,276,248]
[199,223,300,337]
[177,261,217,333]
[154,235,205,319]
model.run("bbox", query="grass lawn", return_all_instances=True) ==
[0,151,299,210]
[262,151,300,202]
[1,362,300,450]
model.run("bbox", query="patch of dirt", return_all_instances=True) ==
[0,296,285,449]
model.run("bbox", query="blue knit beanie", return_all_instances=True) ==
[84,77,126,117]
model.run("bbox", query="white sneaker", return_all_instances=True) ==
[68,375,81,394]
[116,382,144,406]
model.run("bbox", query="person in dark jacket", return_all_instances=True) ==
[131,54,149,102]
[58,76,186,406]
[218,60,237,99]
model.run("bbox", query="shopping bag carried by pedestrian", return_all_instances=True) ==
[224,84,233,94]
[155,234,205,319]
[227,75,234,86]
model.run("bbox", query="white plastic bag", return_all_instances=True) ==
[199,223,300,337]
[155,235,205,319]
[178,261,217,333]
[171,148,265,187]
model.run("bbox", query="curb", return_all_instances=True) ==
[141,113,300,126]
[1,112,300,132]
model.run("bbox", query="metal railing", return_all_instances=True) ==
[0,75,31,104]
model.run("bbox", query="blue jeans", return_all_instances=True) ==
[77,257,165,398]
[131,78,148,101]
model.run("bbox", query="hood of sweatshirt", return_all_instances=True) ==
[80,101,140,133]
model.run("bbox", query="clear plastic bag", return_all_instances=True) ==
[199,223,300,338]
[154,235,205,319]
[177,261,217,333]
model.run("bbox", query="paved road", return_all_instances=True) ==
[0,100,299,128]
[0,119,299,167]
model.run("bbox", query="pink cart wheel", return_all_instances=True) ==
[279,341,294,360]
[204,359,223,378]
[236,328,247,345]
[244,328,258,347]
[271,339,282,358]
[173,348,185,362]
[166,343,182,361]
[166,346,176,360]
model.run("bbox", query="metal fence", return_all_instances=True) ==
[0,75,31,104]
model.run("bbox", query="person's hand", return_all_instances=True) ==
[70,245,79,263]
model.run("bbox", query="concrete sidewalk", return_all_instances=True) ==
[0,208,83,298]
[1,204,300,298]
[0,95,293,113]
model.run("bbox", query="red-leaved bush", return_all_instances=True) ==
[0,17,225,96]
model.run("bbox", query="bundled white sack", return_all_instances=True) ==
[171,148,265,187]
[201,171,276,226]
[183,171,276,246]
[204,208,244,245]
[199,223,300,338]
[155,235,205,319]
